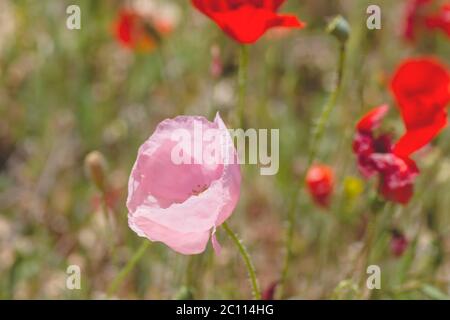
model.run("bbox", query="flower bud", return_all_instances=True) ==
[85,151,107,192]
[344,176,364,200]
[327,15,351,43]
[262,281,279,300]
[390,229,409,257]
[306,164,335,209]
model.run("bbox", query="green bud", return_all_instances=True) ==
[327,15,351,43]
[84,151,107,192]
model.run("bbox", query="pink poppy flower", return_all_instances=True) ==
[127,114,241,255]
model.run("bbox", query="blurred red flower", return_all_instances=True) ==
[391,58,450,158]
[403,0,450,41]
[353,105,419,205]
[355,58,450,205]
[262,281,279,300]
[191,0,305,44]
[402,0,432,42]
[390,230,409,257]
[426,4,450,37]
[306,164,334,208]
[114,10,173,52]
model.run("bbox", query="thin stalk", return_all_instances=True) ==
[185,255,196,289]
[107,240,150,298]
[278,43,347,298]
[308,43,346,165]
[237,45,249,128]
[358,202,392,299]
[222,222,261,300]
[99,190,119,267]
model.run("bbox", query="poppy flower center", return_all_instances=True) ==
[373,135,392,154]
[191,184,210,196]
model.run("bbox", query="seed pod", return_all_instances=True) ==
[85,151,107,192]
[327,15,351,44]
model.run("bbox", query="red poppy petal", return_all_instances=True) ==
[375,154,419,205]
[271,0,285,10]
[115,11,136,47]
[191,0,303,44]
[380,181,414,205]
[394,110,447,157]
[356,104,389,133]
[267,15,306,29]
[402,0,433,42]
[425,4,450,37]
[391,58,450,130]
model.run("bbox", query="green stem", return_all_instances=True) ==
[222,222,261,300]
[99,191,119,267]
[308,43,346,165]
[237,45,249,128]
[185,255,196,289]
[107,240,150,298]
[278,43,347,298]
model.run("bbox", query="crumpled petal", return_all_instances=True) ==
[130,215,211,255]
[372,154,419,205]
[356,104,389,133]
[211,227,222,255]
[353,105,393,178]
[353,105,419,205]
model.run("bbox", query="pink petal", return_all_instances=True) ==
[131,216,210,255]
[211,227,222,255]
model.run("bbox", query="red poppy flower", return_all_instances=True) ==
[426,4,450,37]
[114,10,173,52]
[353,105,419,205]
[191,0,305,44]
[402,0,432,42]
[391,58,450,158]
[353,104,392,177]
[306,164,334,208]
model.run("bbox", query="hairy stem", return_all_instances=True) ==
[237,45,249,128]
[107,240,150,298]
[223,222,261,300]
[278,43,347,298]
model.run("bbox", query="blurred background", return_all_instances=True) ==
[0,0,450,299]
